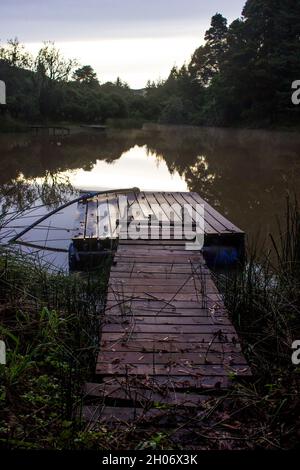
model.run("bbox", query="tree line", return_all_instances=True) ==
[148,0,300,127]
[0,39,141,125]
[1,0,300,128]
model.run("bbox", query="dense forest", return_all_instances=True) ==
[1,0,300,128]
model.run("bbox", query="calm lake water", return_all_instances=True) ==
[1,125,300,269]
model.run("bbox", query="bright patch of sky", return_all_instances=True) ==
[0,0,246,88]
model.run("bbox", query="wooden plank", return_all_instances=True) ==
[118,226,198,235]
[119,227,199,235]
[119,240,187,246]
[191,192,242,233]
[118,246,190,251]
[109,277,216,287]
[152,192,182,223]
[107,290,218,298]
[113,252,201,259]
[106,295,215,305]
[105,301,225,312]
[96,362,251,376]
[103,315,231,326]
[106,292,222,302]
[114,256,203,267]
[113,255,204,263]
[101,375,233,389]
[97,198,112,238]
[108,283,219,295]
[109,273,212,295]
[101,332,239,343]
[109,275,216,287]
[105,308,227,317]
[105,193,118,238]
[109,269,208,277]
[73,200,87,239]
[105,299,225,311]
[160,192,184,223]
[179,192,227,235]
[143,192,170,222]
[85,199,98,238]
[111,268,212,281]
[114,252,202,260]
[111,273,210,281]
[97,351,247,365]
[109,271,211,279]
[116,247,199,255]
[100,340,242,353]
[127,192,148,224]
[101,323,236,334]
[109,274,211,281]
[108,284,218,295]
[110,267,207,277]
[135,191,154,218]
[170,192,213,234]
[118,245,188,250]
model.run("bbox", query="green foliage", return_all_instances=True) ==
[136,432,169,450]
[35,42,77,82]
[0,249,109,449]
[0,40,134,125]
[189,13,228,86]
[0,38,33,69]
[146,0,300,128]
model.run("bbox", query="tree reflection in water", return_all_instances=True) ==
[0,126,300,252]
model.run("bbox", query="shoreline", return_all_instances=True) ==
[1,120,300,136]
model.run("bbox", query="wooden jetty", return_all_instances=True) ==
[80,124,107,131]
[71,191,245,270]
[77,191,251,423]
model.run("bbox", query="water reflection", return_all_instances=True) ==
[67,145,188,191]
[1,125,300,267]
[0,173,74,213]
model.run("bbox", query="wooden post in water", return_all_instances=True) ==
[0,80,6,105]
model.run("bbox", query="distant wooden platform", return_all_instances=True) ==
[79,191,250,422]
[80,124,107,131]
[29,125,70,136]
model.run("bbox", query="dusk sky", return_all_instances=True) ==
[1,0,246,87]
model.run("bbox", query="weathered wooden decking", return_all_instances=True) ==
[81,192,250,422]
[97,240,250,385]
[73,191,245,269]
[73,191,243,240]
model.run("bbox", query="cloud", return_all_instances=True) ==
[0,0,246,87]
[1,0,246,41]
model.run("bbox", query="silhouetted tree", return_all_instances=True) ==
[35,42,77,82]
[73,65,99,85]
[0,38,33,69]
[189,14,228,86]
